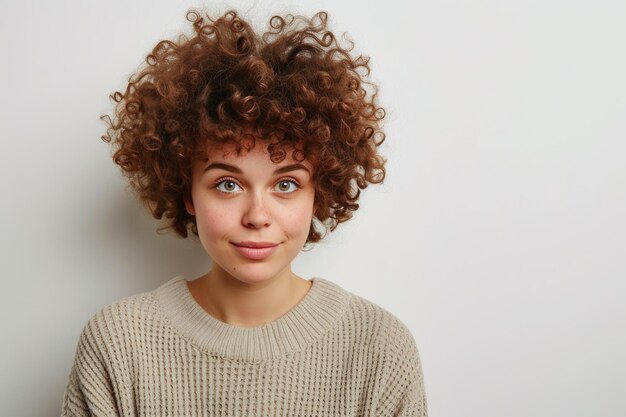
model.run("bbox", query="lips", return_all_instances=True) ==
[231,241,279,260]
[233,241,278,248]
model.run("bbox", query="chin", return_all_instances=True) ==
[222,263,290,285]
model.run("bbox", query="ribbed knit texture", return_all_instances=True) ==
[61,276,427,416]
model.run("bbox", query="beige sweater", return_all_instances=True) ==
[61,276,427,416]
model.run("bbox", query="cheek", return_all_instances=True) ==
[281,197,315,236]
[194,204,235,240]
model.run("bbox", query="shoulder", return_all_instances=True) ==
[84,286,157,329]
[337,283,419,356]
[75,280,165,357]
[338,286,427,415]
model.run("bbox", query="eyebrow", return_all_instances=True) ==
[203,162,311,175]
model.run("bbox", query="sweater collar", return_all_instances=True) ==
[155,275,352,362]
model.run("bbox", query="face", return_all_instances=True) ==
[185,142,315,285]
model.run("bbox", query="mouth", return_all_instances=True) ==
[231,241,279,260]
[233,241,279,249]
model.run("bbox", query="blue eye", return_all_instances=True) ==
[275,179,299,193]
[215,179,242,193]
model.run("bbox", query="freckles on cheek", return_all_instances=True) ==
[288,211,311,225]
[285,202,315,232]
[197,207,233,237]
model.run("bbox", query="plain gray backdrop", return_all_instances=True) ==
[1,0,625,416]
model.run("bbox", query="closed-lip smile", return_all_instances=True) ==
[231,241,280,260]
[232,241,278,248]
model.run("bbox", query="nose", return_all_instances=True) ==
[241,192,272,229]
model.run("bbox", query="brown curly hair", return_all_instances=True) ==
[102,9,386,243]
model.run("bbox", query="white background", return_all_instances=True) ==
[1,0,625,416]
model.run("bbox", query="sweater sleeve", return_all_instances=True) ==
[375,315,428,417]
[61,311,120,417]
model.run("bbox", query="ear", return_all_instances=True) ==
[184,196,195,216]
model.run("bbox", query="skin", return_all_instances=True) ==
[184,141,315,328]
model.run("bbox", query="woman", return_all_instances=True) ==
[61,9,427,417]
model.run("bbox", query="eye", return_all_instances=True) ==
[274,179,299,193]
[215,179,242,193]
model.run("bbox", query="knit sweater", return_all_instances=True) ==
[61,276,427,417]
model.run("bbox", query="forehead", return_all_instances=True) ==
[196,140,312,171]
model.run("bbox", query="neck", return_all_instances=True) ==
[188,266,312,328]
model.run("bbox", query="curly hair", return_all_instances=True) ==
[102,9,386,243]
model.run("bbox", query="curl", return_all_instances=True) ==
[101,8,387,243]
